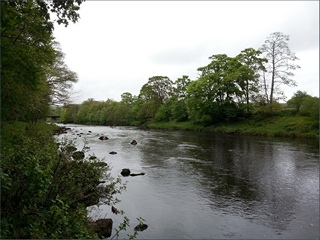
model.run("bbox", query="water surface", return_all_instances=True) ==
[58,124,319,239]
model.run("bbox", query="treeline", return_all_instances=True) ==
[60,34,318,127]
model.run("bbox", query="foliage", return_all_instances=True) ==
[259,32,300,103]
[186,54,248,124]
[61,104,80,123]
[286,90,311,113]
[299,96,319,119]
[1,0,82,122]
[0,122,127,238]
[47,43,78,105]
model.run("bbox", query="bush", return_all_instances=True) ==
[0,122,125,238]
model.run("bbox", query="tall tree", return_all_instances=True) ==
[47,43,78,105]
[236,48,267,112]
[259,32,300,104]
[174,75,191,100]
[1,0,84,121]
[139,76,174,104]
[134,76,173,122]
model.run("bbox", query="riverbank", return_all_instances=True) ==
[0,121,124,238]
[146,115,319,138]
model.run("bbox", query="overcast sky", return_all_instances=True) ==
[53,1,319,103]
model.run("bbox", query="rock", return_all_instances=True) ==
[90,218,113,238]
[109,151,117,155]
[130,173,145,177]
[134,223,148,232]
[72,151,85,160]
[121,168,131,177]
[130,140,138,145]
[82,192,100,207]
[99,136,109,140]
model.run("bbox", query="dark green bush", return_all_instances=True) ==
[1,122,124,238]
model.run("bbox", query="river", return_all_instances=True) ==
[57,124,319,239]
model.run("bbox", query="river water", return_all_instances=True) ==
[57,124,319,239]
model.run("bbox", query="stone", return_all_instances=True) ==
[130,140,138,145]
[90,218,113,238]
[99,136,109,140]
[121,168,131,177]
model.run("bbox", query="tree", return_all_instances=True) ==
[300,96,319,120]
[186,54,245,124]
[259,32,300,104]
[134,76,173,122]
[1,0,84,121]
[174,75,191,100]
[47,43,78,105]
[286,90,310,113]
[121,92,136,105]
[236,48,267,112]
[139,76,174,104]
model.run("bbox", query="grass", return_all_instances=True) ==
[146,115,319,138]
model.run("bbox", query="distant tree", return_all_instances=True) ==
[139,76,174,104]
[61,104,80,123]
[174,75,192,100]
[259,32,300,104]
[286,90,310,113]
[300,96,319,119]
[121,92,135,105]
[134,76,173,122]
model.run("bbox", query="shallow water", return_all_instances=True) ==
[57,124,319,239]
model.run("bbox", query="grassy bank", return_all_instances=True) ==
[146,115,319,138]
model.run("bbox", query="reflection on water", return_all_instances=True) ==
[58,125,319,239]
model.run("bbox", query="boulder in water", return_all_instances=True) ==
[130,140,137,145]
[90,219,113,238]
[99,136,109,140]
[121,168,131,177]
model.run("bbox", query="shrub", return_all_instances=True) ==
[1,122,125,238]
